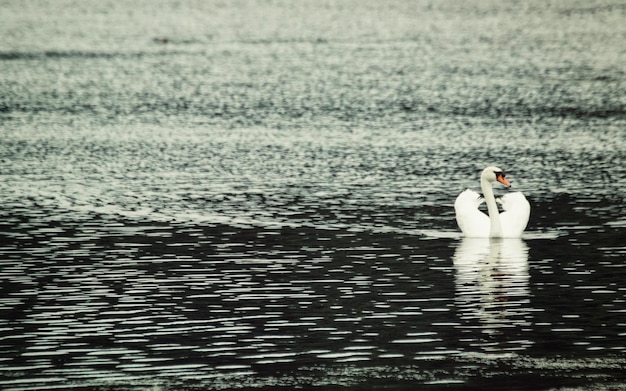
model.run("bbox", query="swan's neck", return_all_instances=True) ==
[481,177,502,238]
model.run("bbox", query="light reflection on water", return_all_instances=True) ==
[1,209,625,389]
[454,238,533,353]
[1,0,626,389]
[1,126,625,390]
[1,125,625,390]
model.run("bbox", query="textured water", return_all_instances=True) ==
[1,1,625,390]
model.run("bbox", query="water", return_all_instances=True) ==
[1,0,625,389]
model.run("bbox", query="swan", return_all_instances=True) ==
[454,166,530,238]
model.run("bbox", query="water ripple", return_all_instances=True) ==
[1,0,625,389]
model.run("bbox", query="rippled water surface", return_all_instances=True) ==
[1,1,625,390]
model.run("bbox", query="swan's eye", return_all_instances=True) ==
[494,171,505,178]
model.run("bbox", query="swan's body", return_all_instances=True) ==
[455,166,530,238]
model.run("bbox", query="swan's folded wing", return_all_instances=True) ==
[499,192,530,238]
[454,189,490,237]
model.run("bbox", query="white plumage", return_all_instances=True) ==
[454,167,530,238]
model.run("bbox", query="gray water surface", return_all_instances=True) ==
[1,1,625,390]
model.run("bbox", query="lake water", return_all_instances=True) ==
[1,1,625,390]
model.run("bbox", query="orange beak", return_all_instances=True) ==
[497,173,511,187]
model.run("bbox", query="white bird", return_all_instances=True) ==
[454,166,530,238]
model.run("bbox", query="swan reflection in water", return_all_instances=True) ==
[453,238,533,353]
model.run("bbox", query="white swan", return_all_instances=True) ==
[454,166,530,238]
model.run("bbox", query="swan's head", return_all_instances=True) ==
[481,166,511,187]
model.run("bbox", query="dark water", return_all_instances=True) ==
[1,1,625,390]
